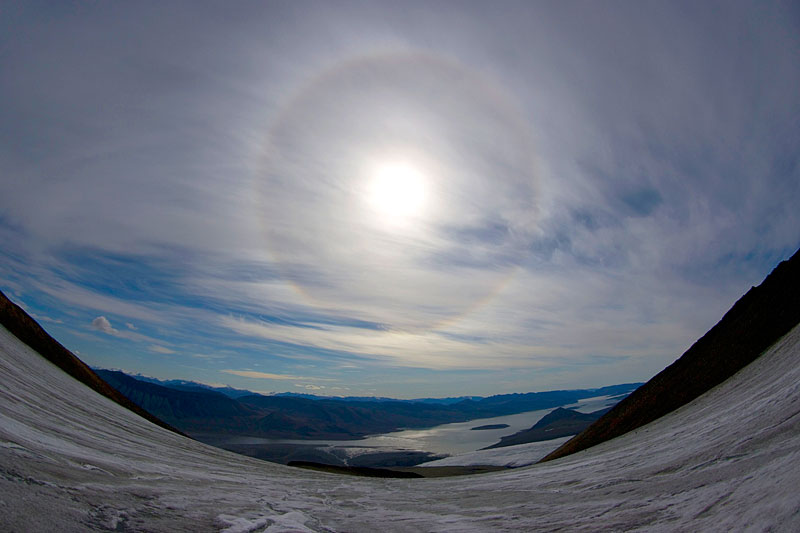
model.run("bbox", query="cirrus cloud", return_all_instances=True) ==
[221,370,335,382]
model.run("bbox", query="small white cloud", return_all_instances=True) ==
[149,345,176,354]
[125,322,137,330]
[90,316,163,344]
[91,316,117,335]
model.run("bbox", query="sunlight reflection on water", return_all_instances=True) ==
[216,396,615,457]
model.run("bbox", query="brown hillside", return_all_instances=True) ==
[0,290,187,437]
[542,248,800,462]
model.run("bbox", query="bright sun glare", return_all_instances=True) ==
[367,162,428,222]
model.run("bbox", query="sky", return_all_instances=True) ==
[1,1,799,399]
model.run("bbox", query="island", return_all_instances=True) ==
[470,424,510,431]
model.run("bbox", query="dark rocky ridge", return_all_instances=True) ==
[0,290,186,437]
[542,248,800,462]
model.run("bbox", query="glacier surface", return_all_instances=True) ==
[2,324,800,531]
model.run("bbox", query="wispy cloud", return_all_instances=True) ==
[30,313,64,324]
[1,2,798,397]
[148,345,176,354]
[221,370,335,382]
[41,281,170,324]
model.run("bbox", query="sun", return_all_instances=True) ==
[367,162,428,223]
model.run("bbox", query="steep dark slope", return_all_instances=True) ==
[542,248,800,462]
[0,290,185,437]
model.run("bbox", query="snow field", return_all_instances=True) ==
[2,324,800,531]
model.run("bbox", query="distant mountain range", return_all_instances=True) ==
[94,368,641,441]
[115,373,485,404]
[273,391,485,405]
[119,374,259,399]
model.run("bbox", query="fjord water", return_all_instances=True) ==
[209,395,617,457]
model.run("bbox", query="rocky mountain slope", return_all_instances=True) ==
[0,290,184,436]
[543,248,800,462]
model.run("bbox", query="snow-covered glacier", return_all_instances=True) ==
[2,322,799,531]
